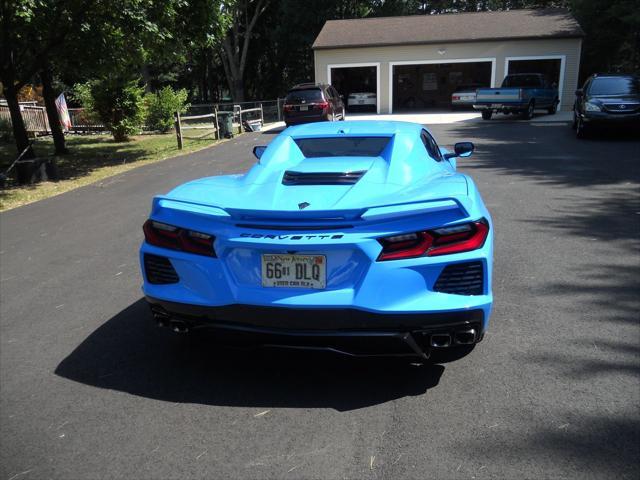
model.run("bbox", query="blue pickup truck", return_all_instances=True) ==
[473,73,559,120]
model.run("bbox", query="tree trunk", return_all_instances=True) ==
[41,67,68,155]
[2,80,34,160]
[232,78,245,102]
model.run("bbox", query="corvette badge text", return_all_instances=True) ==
[240,233,344,240]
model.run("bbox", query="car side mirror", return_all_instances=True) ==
[253,145,267,159]
[575,89,584,97]
[445,142,474,159]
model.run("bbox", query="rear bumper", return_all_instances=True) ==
[284,113,329,125]
[146,296,485,358]
[473,102,528,111]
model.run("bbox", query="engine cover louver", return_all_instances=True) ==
[282,170,366,186]
[434,261,484,295]
[144,254,179,284]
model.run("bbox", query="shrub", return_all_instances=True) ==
[74,77,146,142]
[144,86,189,133]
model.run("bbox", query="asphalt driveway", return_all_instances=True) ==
[1,121,638,479]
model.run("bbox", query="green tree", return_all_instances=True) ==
[144,86,190,132]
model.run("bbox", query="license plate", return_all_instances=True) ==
[299,105,308,111]
[358,100,365,104]
[261,254,326,289]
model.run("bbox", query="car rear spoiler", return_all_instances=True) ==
[150,195,471,224]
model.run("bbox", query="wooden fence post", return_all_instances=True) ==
[213,105,220,140]
[259,103,264,126]
[175,111,183,149]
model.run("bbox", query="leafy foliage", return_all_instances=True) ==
[144,86,190,133]
[86,77,146,142]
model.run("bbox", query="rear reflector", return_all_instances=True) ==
[143,220,216,257]
[377,220,489,261]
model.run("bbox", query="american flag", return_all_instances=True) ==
[55,93,72,131]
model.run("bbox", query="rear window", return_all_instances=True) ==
[502,75,544,88]
[285,89,323,103]
[294,137,390,158]
[589,77,640,96]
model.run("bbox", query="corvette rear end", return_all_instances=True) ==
[140,121,493,359]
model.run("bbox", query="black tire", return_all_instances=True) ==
[523,101,535,120]
[481,110,492,120]
[547,99,558,115]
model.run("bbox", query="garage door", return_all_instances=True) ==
[391,61,493,112]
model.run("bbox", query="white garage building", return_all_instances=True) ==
[313,9,584,113]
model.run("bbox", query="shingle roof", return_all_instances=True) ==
[312,9,584,50]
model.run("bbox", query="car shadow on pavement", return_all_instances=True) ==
[55,299,445,412]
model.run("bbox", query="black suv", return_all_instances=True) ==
[574,74,640,138]
[283,83,345,127]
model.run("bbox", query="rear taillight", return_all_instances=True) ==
[283,104,293,112]
[143,220,216,257]
[314,101,329,110]
[452,95,460,101]
[377,220,489,261]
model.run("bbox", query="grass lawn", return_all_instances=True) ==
[0,130,220,211]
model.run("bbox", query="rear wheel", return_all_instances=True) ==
[481,110,492,120]
[523,101,535,120]
[547,98,558,115]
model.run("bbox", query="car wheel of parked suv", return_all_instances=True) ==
[481,111,492,120]
[547,99,558,115]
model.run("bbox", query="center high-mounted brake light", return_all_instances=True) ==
[143,220,216,257]
[377,220,489,261]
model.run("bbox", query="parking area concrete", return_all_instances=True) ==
[1,120,638,479]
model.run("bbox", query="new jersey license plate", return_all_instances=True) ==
[261,254,326,289]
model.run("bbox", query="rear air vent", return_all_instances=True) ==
[434,261,484,295]
[282,170,366,186]
[144,254,179,284]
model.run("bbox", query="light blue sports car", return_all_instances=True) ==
[140,121,493,359]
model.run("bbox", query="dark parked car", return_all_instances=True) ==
[283,83,345,126]
[573,74,640,138]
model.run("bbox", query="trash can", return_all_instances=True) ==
[218,112,234,139]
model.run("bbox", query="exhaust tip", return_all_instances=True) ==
[430,333,451,348]
[170,320,190,334]
[454,328,477,345]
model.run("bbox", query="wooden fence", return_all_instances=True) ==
[174,103,264,149]
[0,105,50,134]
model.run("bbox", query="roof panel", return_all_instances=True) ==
[312,9,584,50]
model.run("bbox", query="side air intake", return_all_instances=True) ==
[282,170,366,186]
